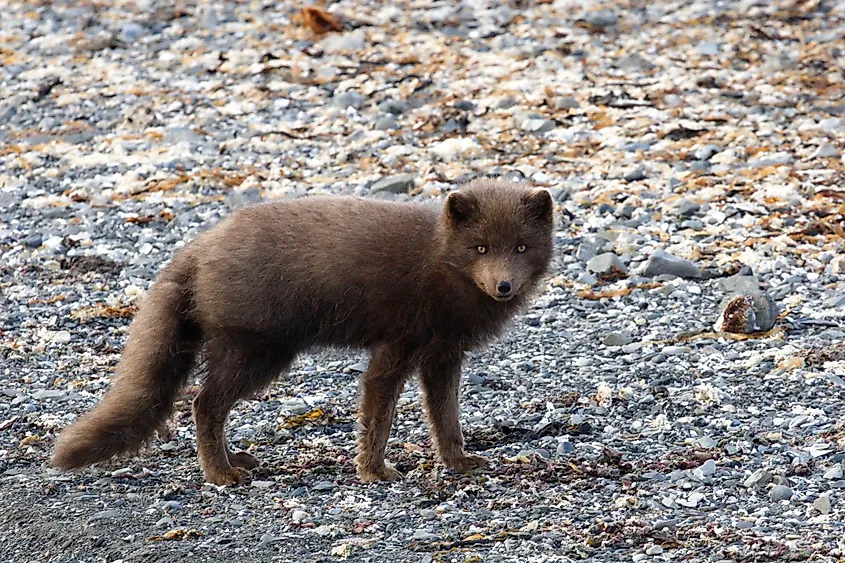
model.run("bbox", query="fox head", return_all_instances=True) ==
[441,180,554,302]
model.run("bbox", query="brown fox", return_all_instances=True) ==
[50,179,555,485]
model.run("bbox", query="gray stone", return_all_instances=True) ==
[552,97,579,110]
[813,495,831,515]
[119,23,146,43]
[812,143,839,158]
[698,41,720,56]
[374,115,399,130]
[576,242,598,262]
[582,9,618,29]
[33,390,66,400]
[824,464,843,480]
[321,31,366,54]
[661,345,691,356]
[156,516,174,528]
[521,118,555,133]
[377,99,407,114]
[642,250,703,279]
[332,92,366,109]
[226,187,262,210]
[769,485,793,502]
[744,468,772,489]
[412,530,439,541]
[696,459,717,478]
[23,234,43,247]
[577,272,598,286]
[715,288,778,333]
[603,332,634,347]
[587,253,627,276]
[256,533,280,549]
[278,398,311,415]
[88,510,120,523]
[164,126,201,144]
[371,174,416,194]
[201,7,219,27]
[674,199,700,217]
[693,436,717,449]
[694,145,720,160]
[624,166,647,182]
[825,293,845,308]
[617,53,654,71]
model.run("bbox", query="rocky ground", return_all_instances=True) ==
[2,0,845,561]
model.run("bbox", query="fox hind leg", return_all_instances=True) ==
[355,346,413,482]
[193,334,293,485]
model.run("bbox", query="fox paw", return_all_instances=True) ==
[444,453,489,473]
[228,451,260,470]
[205,465,251,486]
[357,461,403,483]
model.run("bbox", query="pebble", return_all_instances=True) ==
[661,345,691,356]
[624,166,647,182]
[321,30,367,54]
[744,468,773,489]
[577,272,598,286]
[582,9,618,29]
[155,516,173,528]
[823,464,843,480]
[576,242,598,262]
[813,495,831,515]
[642,250,702,279]
[587,252,627,276]
[603,332,634,347]
[645,545,664,555]
[370,174,416,194]
[291,510,308,523]
[521,118,556,133]
[811,143,839,158]
[697,459,717,477]
[374,115,399,131]
[769,485,793,502]
[162,501,181,512]
[674,200,700,218]
[715,288,778,333]
[33,390,67,400]
[88,510,120,523]
[332,92,366,109]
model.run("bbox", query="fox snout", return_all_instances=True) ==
[475,262,523,302]
[496,280,513,296]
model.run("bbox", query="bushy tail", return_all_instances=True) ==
[51,256,201,470]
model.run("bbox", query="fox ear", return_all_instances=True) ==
[522,189,553,224]
[445,191,478,226]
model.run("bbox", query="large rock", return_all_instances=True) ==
[715,275,778,334]
[643,250,703,279]
[370,174,416,194]
[587,252,627,276]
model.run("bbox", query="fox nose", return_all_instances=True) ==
[496,281,513,295]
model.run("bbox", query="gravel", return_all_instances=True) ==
[2,0,845,562]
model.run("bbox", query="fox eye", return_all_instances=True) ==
[516,245,527,253]
[476,245,488,254]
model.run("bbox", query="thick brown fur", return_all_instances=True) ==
[50,179,555,485]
